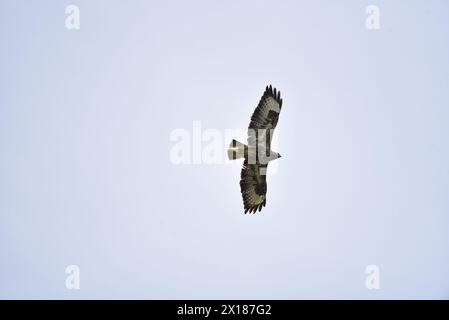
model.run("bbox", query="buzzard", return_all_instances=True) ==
[227,85,283,213]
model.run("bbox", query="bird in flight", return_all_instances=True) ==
[227,85,283,213]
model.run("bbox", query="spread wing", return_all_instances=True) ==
[247,85,283,150]
[240,160,267,214]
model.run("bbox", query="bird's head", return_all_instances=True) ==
[264,150,282,162]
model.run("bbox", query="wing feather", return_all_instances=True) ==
[247,85,283,150]
[240,160,267,214]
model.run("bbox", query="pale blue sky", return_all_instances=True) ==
[1,0,449,299]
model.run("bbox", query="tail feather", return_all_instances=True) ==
[227,139,246,160]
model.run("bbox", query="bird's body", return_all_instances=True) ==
[228,85,283,213]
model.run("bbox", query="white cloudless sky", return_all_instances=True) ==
[1,0,449,299]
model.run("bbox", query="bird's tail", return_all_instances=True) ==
[227,139,247,160]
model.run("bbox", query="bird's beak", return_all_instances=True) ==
[278,154,282,158]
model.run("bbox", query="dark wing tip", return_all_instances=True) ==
[263,84,282,107]
[243,203,265,214]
